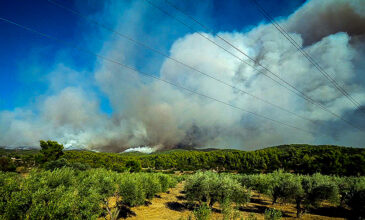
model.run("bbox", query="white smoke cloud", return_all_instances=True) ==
[1,0,364,151]
[124,146,155,154]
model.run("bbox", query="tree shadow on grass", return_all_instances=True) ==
[239,205,266,214]
[119,206,136,219]
[166,201,222,214]
[176,195,186,200]
[309,206,351,218]
[249,197,271,206]
[166,201,187,212]
[239,205,291,217]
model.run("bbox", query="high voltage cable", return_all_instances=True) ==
[0,16,316,135]
[150,0,361,131]
[250,0,362,109]
[45,0,319,126]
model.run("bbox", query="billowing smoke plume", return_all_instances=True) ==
[1,0,364,151]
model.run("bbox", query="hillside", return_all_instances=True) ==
[1,144,364,176]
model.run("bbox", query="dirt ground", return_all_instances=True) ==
[120,182,350,220]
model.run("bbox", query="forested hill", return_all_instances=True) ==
[1,144,364,176]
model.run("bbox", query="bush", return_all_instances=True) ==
[264,208,282,220]
[241,174,274,195]
[139,174,162,200]
[345,177,365,218]
[43,158,68,170]
[119,176,145,206]
[157,173,178,192]
[193,203,211,220]
[0,157,16,172]
[15,166,27,173]
[221,200,241,220]
[67,162,91,171]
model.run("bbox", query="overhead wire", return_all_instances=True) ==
[151,0,362,131]
[250,0,362,109]
[0,16,317,135]
[45,0,320,125]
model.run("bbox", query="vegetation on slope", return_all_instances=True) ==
[1,143,365,176]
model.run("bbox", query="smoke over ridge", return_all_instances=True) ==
[1,0,365,151]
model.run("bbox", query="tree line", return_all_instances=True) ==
[1,143,365,176]
[184,171,365,219]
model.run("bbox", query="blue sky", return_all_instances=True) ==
[3,0,363,150]
[0,0,305,114]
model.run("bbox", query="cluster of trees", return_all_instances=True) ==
[183,171,365,218]
[63,144,365,176]
[2,144,364,176]
[0,168,178,219]
[0,141,143,173]
[240,171,365,218]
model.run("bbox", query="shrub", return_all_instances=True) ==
[0,157,16,172]
[193,203,211,220]
[119,176,145,206]
[157,174,178,192]
[241,174,274,195]
[43,158,68,170]
[345,177,365,218]
[111,163,126,172]
[139,174,162,200]
[15,166,27,173]
[67,162,91,171]
[264,208,282,220]
[221,200,241,220]
[246,213,258,220]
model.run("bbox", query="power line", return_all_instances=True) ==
[250,0,362,109]
[149,0,361,131]
[45,0,319,125]
[0,16,316,135]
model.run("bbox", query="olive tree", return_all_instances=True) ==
[184,171,250,208]
[263,171,339,218]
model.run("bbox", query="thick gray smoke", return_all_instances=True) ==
[1,0,364,151]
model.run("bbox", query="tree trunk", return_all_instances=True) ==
[272,195,277,205]
[296,198,302,218]
[209,199,215,208]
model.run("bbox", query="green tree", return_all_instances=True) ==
[39,140,64,162]
[126,160,142,173]
[0,157,16,172]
